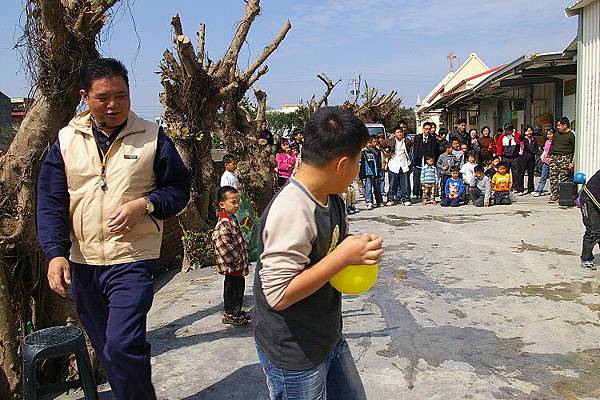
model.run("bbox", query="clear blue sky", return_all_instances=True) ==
[0,0,577,120]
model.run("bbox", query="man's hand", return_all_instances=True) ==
[336,234,384,266]
[107,198,147,235]
[48,257,71,297]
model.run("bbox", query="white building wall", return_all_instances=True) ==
[576,0,600,179]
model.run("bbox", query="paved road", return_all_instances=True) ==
[57,195,600,399]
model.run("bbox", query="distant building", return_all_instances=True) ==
[11,97,32,128]
[0,91,10,127]
[270,103,301,114]
[566,0,600,180]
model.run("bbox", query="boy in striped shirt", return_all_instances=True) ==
[420,156,438,204]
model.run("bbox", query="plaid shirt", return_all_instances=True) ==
[211,212,249,276]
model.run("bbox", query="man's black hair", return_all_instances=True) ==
[456,118,467,125]
[474,164,484,173]
[301,106,369,166]
[423,122,432,128]
[504,123,514,131]
[222,154,236,165]
[217,185,238,202]
[82,58,129,92]
[398,119,407,126]
[557,117,571,127]
[439,127,448,135]
[497,128,504,133]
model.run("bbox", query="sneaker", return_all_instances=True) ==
[376,203,383,207]
[429,200,437,205]
[222,314,249,326]
[532,192,541,197]
[366,203,373,210]
[548,198,557,204]
[403,201,412,206]
[582,260,597,270]
[386,201,395,206]
[519,191,529,196]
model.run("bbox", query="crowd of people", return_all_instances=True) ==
[353,117,576,209]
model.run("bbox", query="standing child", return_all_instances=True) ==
[492,162,513,205]
[533,128,554,197]
[275,139,297,187]
[460,153,478,204]
[441,167,465,207]
[420,156,438,204]
[579,168,600,270]
[360,136,384,209]
[254,107,383,399]
[452,140,465,167]
[212,186,250,326]
[220,154,239,189]
[485,156,500,180]
[470,164,492,207]
[437,143,457,199]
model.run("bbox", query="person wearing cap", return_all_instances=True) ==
[36,58,191,399]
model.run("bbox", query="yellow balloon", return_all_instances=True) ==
[329,264,379,295]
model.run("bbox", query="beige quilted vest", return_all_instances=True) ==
[58,110,163,265]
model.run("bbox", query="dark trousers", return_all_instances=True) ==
[470,187,485,207]
[70,260,156,400]
[440,175,450,199]
[516,156,535,193]
[494,191,512,205]
[413,167,422,198]
[581,191,600,262]
[504,157,519,188]
[441,197,461,207]
[388,170,410,202]
[224,275,245,316]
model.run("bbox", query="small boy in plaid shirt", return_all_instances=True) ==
[212,186,250,326]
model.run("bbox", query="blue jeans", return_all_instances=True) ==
[256,338,366,400]
[388,170,410,202]
[536,163,550,193]
[364,176,383,205]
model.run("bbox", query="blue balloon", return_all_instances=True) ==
[574,172,586,184]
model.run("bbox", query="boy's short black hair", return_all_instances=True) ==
[217,185,238,202]
[451,139,460,144]
[83,58,129,92]
[497,161,508,169]
[450,166,460,173]
[444,143,452,149]
[425,155,434,161]
[301,106,369,166]
[557,117,570,127]
[222,154,236,165]
[474,164,484,173]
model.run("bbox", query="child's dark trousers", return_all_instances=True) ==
[224,274,245,316]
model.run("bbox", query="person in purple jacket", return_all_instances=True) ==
[36,58,191,399]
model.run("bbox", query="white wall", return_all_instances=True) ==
[576,0,600,179]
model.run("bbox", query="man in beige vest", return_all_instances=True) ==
[37,58,191,399]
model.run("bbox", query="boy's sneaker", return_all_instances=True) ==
[581,260,597,270]
[403,201,412,206]
[519,191,529,196]
[222,314,249,326]
[532,192,541,197]
[386,201,395,206]
[366,203,373,210]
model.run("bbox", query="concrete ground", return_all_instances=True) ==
[54,192,600,399]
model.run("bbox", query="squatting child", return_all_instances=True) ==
[441,167,465,207]
[492,162,513,205]
[470,164,492,207]
[420,156,438,205]
[212,186,250,326]
[253,107,383,399]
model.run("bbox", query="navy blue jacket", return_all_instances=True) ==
[37,126,192,261]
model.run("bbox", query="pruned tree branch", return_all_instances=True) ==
[240,19,291,82]
[315,73,342,109]
[197,23,206,65]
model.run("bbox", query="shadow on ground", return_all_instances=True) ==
[180,363,268,399]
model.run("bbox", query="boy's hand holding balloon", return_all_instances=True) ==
[330,234,384,294]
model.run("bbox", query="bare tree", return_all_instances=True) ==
[159,1,291,270]
[0,1,120,397]
[343,82,404,130]
[297,73,342,124]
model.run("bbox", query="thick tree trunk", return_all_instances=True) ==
[0,261,18,397]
